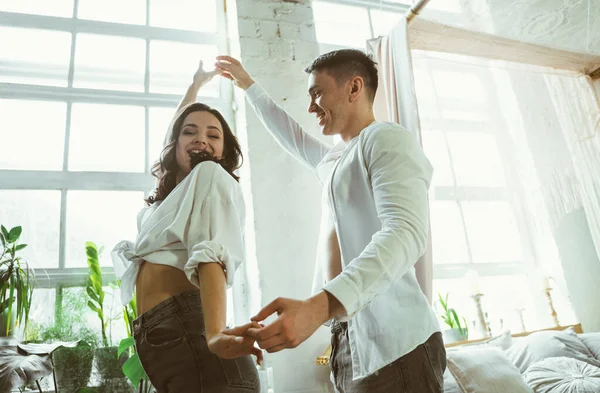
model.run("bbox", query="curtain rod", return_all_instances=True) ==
[405,0,431,24]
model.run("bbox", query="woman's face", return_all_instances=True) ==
[175,110,225,176]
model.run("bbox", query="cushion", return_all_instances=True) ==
[580,333,600,360]
[446,330,513,352]
[447,346,533,393]
[506,327,600,373]
[443,369,462,393]
[523,357,600,393]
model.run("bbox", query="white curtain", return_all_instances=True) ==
[367,18,434,304]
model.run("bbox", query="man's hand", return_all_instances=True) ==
[215,55,255,90]
[239,291,343,353]
[192,60,219,88]
[206,322,263,365]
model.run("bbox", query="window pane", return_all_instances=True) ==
[149,41,219,95]
[462,201,523,263]
[149,0,217,32]
[0,0,73,17]
[369,9,402,38]
[421,129,454,187]
[313,1,371,47]
[478,275,539,333]
[430,201,469,264]
[69,103,145,172]
[431,70,485,102]
[0,190,61,269]
[149,107,177,167]
[446,131,506,187]
[73,34,145,92]
[78,0,146,25]
[0,100,66,170]
[65,191,143,267]
[0,27,71,87]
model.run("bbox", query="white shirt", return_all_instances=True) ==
[111,161,245,306]
[245,83,440,380]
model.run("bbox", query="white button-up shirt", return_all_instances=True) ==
[111,161,246,306]
[246,83,440,380]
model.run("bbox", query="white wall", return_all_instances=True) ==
[227,0,333,392]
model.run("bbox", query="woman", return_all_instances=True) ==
[112,61,261,393]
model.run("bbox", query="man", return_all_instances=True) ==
[217,49,445,392]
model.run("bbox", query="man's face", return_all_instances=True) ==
[307,70,349,137]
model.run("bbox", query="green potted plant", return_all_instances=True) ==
[437,292,469,344]
[85,241,127,383]
[117,288,153,393]
[36,288,99,392]
[0,225,35,337]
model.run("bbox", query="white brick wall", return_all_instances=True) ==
[228,0,334,392]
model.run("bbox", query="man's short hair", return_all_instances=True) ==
[304,49,379,102]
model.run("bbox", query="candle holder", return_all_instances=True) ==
[471,293,492,338]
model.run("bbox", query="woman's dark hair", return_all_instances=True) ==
[145,103,243,205]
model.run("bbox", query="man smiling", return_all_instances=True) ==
[216,49,445,392]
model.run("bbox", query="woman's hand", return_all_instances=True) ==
[215,56,255,90]
[192,60,219,88]
[206,322,264,365]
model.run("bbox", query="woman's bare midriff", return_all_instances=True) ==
[136,261,199,315]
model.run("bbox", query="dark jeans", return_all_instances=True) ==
[330,321,446,393]
[133,291,260,393]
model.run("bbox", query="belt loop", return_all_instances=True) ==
[175,293,190,313]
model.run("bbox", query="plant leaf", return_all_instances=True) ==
[122,353,148,388]
[1,225,9,240]
[14,244,27,251]
[7,226,22,243]
[118,337,135,357]
[75,388,99,393]
[0,346,53,390]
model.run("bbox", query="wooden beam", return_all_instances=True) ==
[408,19,600,75]
[590,66,600,80]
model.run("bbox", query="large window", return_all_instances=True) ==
[0,1,230,288]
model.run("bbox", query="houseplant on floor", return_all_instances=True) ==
[85,241,127,388]
[437,292,469,344]
[34,288,99,392]
[0,225,35,338]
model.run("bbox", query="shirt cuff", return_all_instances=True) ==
[184,241,239,289]
[322,275,361,322]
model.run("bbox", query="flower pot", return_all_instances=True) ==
[95,346,128,380]
[53,345,94,391]
[442,328,468,344]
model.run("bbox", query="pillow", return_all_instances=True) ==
[580,333,600,360]
[447,346,533,393]
[443,369,462,393]
[506,327,600,373]
[523,357,600,393]
[447,330,513,352]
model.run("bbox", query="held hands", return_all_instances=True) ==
[215,56,255,90]
[229,293,333,354]
[192,60,219,88]
[206,322,264,365]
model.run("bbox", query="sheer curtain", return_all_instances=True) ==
[410,49,599,332]
[367,19,434,304]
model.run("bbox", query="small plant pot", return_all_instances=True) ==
[95,346,128,380]
[443,328,468,344]
[53,345,94,391]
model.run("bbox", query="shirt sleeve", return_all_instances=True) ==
[183,164,246,288]
[245,82,331,170]
[322,126,433,319]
